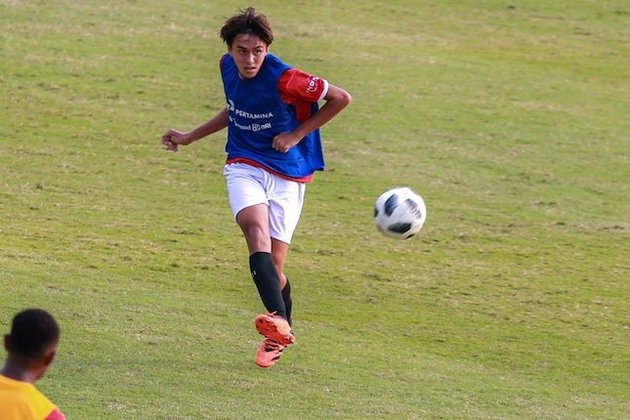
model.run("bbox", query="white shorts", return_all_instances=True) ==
[223,163,306,244]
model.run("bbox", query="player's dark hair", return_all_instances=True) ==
[9,309,60,359]
[220,7,274,47]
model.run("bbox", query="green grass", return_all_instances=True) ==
[1,0,629,418]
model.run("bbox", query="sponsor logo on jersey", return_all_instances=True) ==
[226,99,274,119]
[228,116,272,132]
[305,76,320,94]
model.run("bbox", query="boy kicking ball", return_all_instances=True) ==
[162,7,351,367]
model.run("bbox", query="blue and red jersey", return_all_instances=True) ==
[220,53,329,182]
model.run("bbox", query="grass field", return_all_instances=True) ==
[1,0,629,418]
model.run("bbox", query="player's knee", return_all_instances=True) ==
[278,273,287,288]
[242,225,270,251]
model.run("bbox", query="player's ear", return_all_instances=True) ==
[3,334,11,353]
[42,348,57,367]
[34,349,57,381]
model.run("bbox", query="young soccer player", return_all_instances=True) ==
[0,308,66,419]
[162,7,351,367]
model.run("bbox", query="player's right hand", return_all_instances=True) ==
[161,129,188,152]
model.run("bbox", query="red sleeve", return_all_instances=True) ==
[279,68,328,102]
[46,408,66,420]
[278,69,329,122]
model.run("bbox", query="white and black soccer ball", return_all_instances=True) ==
[374,187,427,239]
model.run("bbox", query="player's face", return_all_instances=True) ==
[229,34,269,79]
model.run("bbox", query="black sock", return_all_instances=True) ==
[282,279,293,326]
[249,252,286,319]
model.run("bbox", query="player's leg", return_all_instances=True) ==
[237,206,295,366]
[236,204,288,320]
[267,178,305,328]
[271,239,293,326]
[254,177,303,367]
[224,163,289,321]
[224,164,295,367]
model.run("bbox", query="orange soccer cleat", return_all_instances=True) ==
[255,338,285,368]
[254,312,295,346]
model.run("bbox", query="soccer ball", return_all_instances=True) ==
[374,187,427,239]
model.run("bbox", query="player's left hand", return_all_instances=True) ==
[272,132,300,153]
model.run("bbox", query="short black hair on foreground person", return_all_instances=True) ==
[220,7,274,47]
[9,309,60,359]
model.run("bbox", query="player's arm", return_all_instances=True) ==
[293,84,352,140]
[162,107,229,152]
[272,83,352,152]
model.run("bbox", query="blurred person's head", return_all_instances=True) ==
[3,308,60,382]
